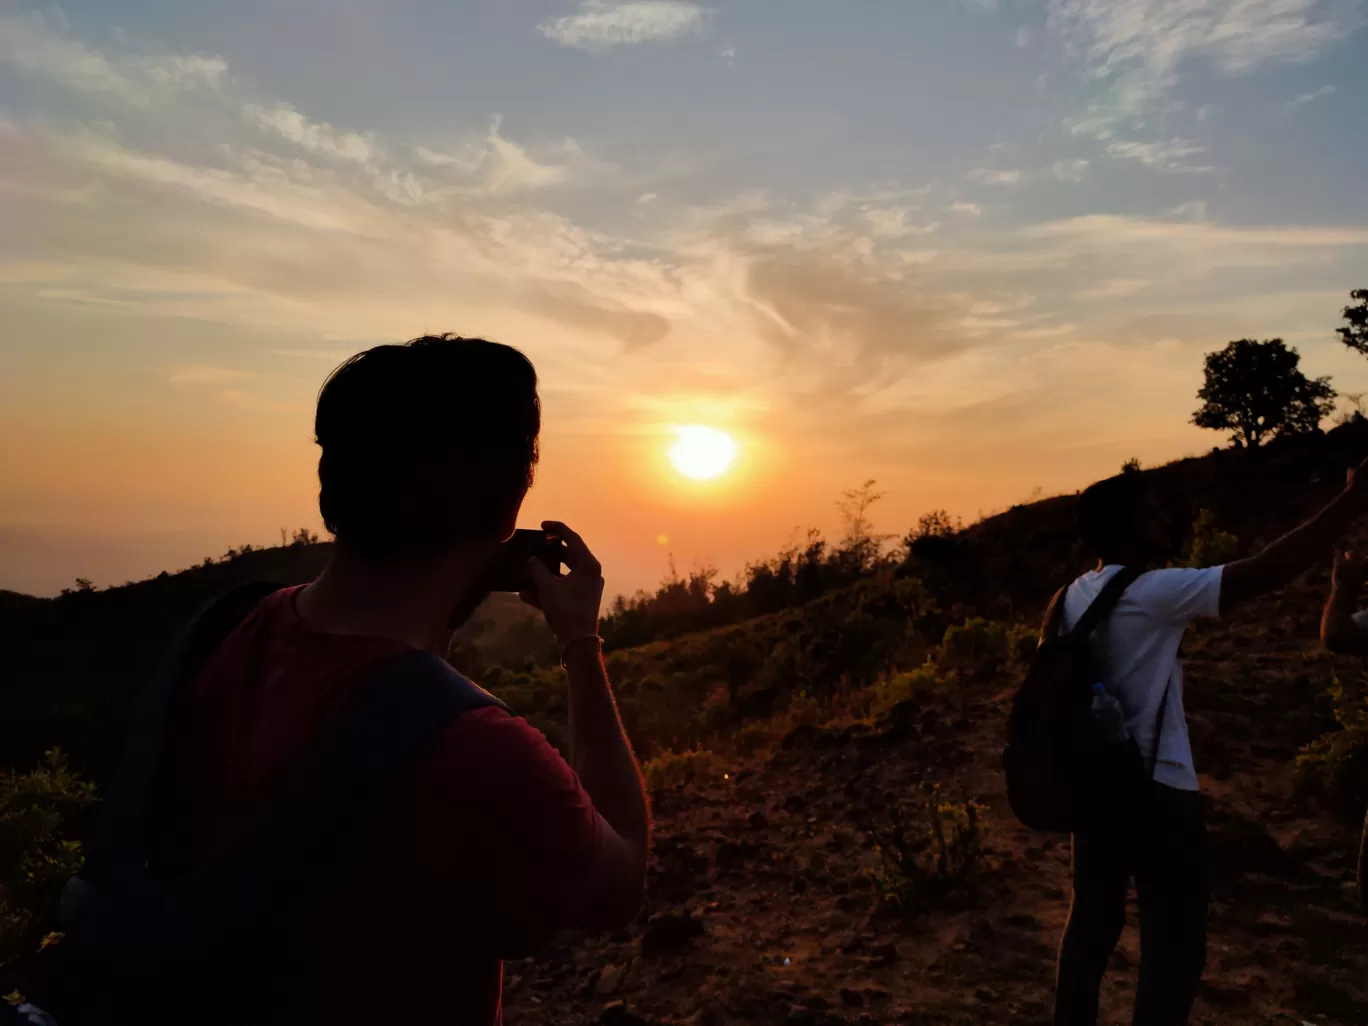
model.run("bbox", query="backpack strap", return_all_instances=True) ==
[91,582,284,884]
[1068,566,1144,640]
[1149,674,1173,776]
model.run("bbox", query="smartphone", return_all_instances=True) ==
[487,528,567,592]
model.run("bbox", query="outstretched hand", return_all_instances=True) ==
[1345,458,1368,508]
[1334,549,1365,593]
[519,520,604,646]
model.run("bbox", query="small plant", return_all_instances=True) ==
[867,663,939,719]
[0,750,99,966]
[641,748,722,794]
[939,618,1008,679]
[865,783,990,922]
[1296,670,1368,815]
[1184,508,1239,568]
[1006,624,1038,665]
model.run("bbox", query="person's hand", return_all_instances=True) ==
[1344,459,1368,509]
[520,520,604,647]
[1334,550,1365,593]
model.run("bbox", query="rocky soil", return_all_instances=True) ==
[504,582,1368,1026]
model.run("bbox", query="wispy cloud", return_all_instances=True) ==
[966,168,1022,186]
[168,365,260,385]
[244,103,376,166]
[1106,138,1214,174]
[1286,84,1336,110]
[1051,159,1090,181]
[950,201,983,216]
[538,1,712,51]
[1050,0,1359,169]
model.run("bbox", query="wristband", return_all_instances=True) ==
[559,634,604,663]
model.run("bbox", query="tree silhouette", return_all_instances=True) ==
[1338,289,1368,356]
[1192,338,1335,448]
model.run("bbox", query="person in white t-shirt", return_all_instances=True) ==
[1053,463,1368,1026]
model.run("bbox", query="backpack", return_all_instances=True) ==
[22,583,509,1026]
[1003,567,1168,833]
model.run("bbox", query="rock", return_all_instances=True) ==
[792,877,808,895]
[641,911,705,955]
[1206,806,1308,882]
[840,987,865,1008]
[786,1008,849,1026]
[869,942,899,966]
[749,811,770,830]
[974,986,998,1003]
[782,724,823,750]
[1004,913,1043,930]
[600,1000,650,1026]
[597,963,625,995]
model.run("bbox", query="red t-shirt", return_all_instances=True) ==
[182,586,604,1025]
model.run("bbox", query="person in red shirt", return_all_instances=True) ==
[185,334,650,1024]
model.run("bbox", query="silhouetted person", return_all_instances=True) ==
[1054,464,1368,1026]
[1320,549,1368,655]
[104,336,648,1025]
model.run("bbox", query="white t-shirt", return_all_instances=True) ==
[1061,564,1224,792]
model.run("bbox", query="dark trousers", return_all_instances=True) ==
[1054,783,1209,1026]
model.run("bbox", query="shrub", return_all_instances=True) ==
[866,663,939,719]
[939,618,1008,680]
[865,784,990,922]
[642,748,722,794]
[1297,669,1368,815]
[731,721,776,757]
[1006,624,1039,665]
[1,750,99,966]
[1184,508,1239,568]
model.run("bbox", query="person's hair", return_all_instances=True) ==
[1077,473,1149,555]
[315,334,540,560]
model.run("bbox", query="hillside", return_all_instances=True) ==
[503,575,1368,1026]
[0,541,554,777]
[4,425,1368,1023]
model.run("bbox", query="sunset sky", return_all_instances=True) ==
[3,0,1367,598]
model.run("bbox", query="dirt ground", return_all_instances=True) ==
[504,583,1368,1026]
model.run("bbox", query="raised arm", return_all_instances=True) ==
[524,521,649,930]
[1220,460,1368,615]
[1322,551,1368,655]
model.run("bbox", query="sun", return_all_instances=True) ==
[668,425,738,481]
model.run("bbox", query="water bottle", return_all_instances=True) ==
[1090,683,1129,745]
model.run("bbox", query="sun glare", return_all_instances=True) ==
[668,425,738,481]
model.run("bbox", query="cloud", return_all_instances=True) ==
[1286,84,1336,109]
[1167,200,1207,219]
[0,9,226,105]
[1051,159,1090,181]
[1016,26,1033,47]
[861,206,937,239]
[244,103,376,166]
[1075,278,1150,300]
[5,11,1368,497]
[168,365,260,385]
[1106,138,1215,173]
[538,1,711,51]
[1050,0,1360,169]
[966,168,1022,186]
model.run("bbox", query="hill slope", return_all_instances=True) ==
[504,576,1368,1026]
[0,542,553,775]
